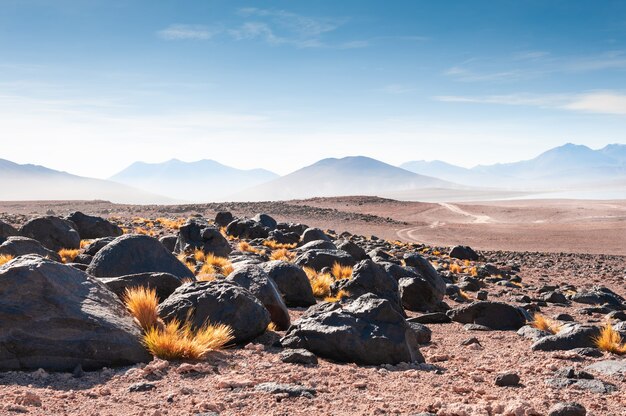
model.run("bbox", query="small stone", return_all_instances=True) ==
[14,391,42,407]
[547,402,586,416]
[279,348,318,365]
[254,382,316,398]
[477,290,488,301]
[495,372,520,387]
[461,337,481,346]
[128,382,157,392]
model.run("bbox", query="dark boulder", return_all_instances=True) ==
[87,234,194,280]
[20,216,80,251]
[158,280,270,344]
[214,211,234,228]
[531,325,601,351]
[449,245,479,261]
[83,237,115,256]
[396,255,446,312]
[407,322,432,344]
[403,254,446,297]
[300,228,330,245]
[99,272,184,302]
[267,229,300,245]
[447,301,528,330]
[294,249,355,271]
[335,240,368,261]
[0,236,61,262]
[281,293,424,365]
[0,255,150,371]
[175,218,231,257]
[0,220,18,244]
[297,240,337,252]
[570,287,625,309]
[252,213,277,230]
[260,261,316,307]
[226,218,269,239]
[226,264,290,330]
[65,211,122,239]
[159,235,178,252]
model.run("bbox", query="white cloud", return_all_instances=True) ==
[157,24,215,40]
[564,92,626,115]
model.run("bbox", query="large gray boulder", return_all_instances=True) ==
[66,211,123,239]
[175,218,231,257]
[99,272,184,302]
[532,325,601,351]
[252,213,277,230]
[0,255,150,371]
[447,301,528,330]
[400,254,447,311]
[0,236,61,262]
[260,261,316,307]
[335,240,368,261]
[449,245,479,261]
[0,220,18,244]
[227,264,290,330]
[333,259,404,316]
[300,228,330,245]
[20,216,80,251]
[570,287,625,309]
[87,234,194,280]
[226,218,269,239]
[281,293,424,365]
[294,249,355,271]
[83,237,115,256]
[158,280,270,344]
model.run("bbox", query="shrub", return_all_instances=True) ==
[0,254,14,267]
[324,290,349,303]
[594,323,626,355]
[531,313,562,335]
[79,239,92,249]
[143,319,233,360]
[331,262,353,280]
[263,240,297,250]
[202,254,234,276]
[124,287,159,331]
[270,248,296,262]
[449,263,463,274]
[237,241,265,255]
[58,248,80,264]
[156,217,186,230]
[303,266,334,298]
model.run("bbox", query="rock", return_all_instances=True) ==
[407,313,452,324]
[65,212,122,239]
[334,260,404,316]
[297,239,337,251]
[281,293,423,365]
[570,287,625,309]
[279,349,318,365]
[252,213,277,230]
[495,372,520,386]
[584,360,626,376]
[546,377,616,394]
[407,322,432,344]
[158,280,270,344]
[226,264,290,330]
[175,219,231,257]
[447,301,528,330]
[543,291,568,304]
[267,229,300,245]
[19,216,80,251]
[254,382,316,398]
[300,228,330,245]
[99,272,183,302]
[214,211,234,228]
[294,249,355,271]
[532,325,600,351]
[548,403,586,416]
[159,235,178,252]
[571,347,603,358]
[449,245,479,261]
[477,290,488,301]
[0,220,18,244]
[517,325,551,341]
[0,255,150,371]
[400,254,446,311]
[87,234,194,280]
[14,391,42,407]
[0,236,61,261]
[83,237,115,256]
[260,261,316,307]
[335,240,368,261]
[226,218,269,239]
[128,382,156,392]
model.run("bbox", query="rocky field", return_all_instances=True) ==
[0,200,625,416]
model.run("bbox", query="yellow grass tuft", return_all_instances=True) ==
[202,254,234,276]
[58,248,80,264]
[594,323,626,355]
[134,226,155,236]
[331,262,353,280]
[193,249,206,263]
[324,290,349,303]
[156,217,186,230]
[263,240,297,250]
[79,239,92,249]
[304,266,334,298]
[269,248,296,262]
[449,263,463,274]
[531,313,562,335]
[0,254,14,267]
[124,287,159,331]
[220,227,237,241]
[458,289,471,301]
[143,319,234,360]
[267,322,277,331]
[237,241,265,255]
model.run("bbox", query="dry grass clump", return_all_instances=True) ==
[79,239,92,249]
[0,254,14,266]
[202,254,234,276]
[143,319,234,360]
[156,217,186,230]
[263,240,297,250]
[58,248,80,264]
[449,263,463,274]
[303,266,335,298]
[270,248,296,262]
[324,290,349,303]
[237,241,265,255]
[220,227,237,241]
[531,313,562,335]
[134,226,155,236]
[267,322,278,332]
[331,262,353,280]
[458,289,471,301]
[124,287,159,331]
[594,323,626,355]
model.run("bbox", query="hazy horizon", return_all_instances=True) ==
[1,1,626,178]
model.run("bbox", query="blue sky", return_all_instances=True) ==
[1,0,625,177]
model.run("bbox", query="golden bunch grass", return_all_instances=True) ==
[303,266,334,298]
[449,263,463,274]
[594,323,626,355]
[79,239,92,249]
[143,319,233,360]
[263,240,297,250]
[156,217,186,230]
[458,289,471,301]
[531,313,562,335]
[267,322,278,331]
[220,227,237,241]
[324,290,349,303]
[202,254,234,276]
[134,226,155,236]
[58,248,80,264]
[0,254,14,267]
[331,262,353,280]
[193,249,206,262]
[177,253,196,273]
[237,241,265,255]
[123,287,159,331]
[270,248,296,262]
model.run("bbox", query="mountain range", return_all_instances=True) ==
[1,143,624,203]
